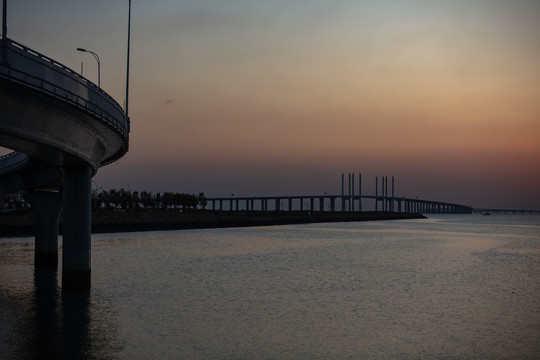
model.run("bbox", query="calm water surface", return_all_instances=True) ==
[1,214,540,359]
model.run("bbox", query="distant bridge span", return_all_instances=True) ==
[0,37,129,288]
[472,208,540,215]
[204,194,473,214]
[205,173,472,215]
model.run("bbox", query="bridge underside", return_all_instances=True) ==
[0,155,61,193]
[0,79,124,171]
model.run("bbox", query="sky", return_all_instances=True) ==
[2,0,540,209]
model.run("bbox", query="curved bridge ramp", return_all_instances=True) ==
[0,152,61,192]
[0,38,130,288]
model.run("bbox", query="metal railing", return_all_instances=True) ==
[0,38,129,165]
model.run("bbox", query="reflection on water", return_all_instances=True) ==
[34,268,61,359]
[1,215,540,359]
[62,288,92,359]
[0,263,120,359]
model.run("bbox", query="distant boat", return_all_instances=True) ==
[482,212,491,216]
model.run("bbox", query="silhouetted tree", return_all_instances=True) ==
[198,192,207,209]
[140,190,153,209]
[132,191,140,209]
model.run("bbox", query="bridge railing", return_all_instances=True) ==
[0,38,129,165]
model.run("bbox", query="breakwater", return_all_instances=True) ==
[0,210,425,237]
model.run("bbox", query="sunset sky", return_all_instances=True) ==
[3,0,540,209]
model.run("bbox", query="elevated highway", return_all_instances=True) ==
[0,37,129,288]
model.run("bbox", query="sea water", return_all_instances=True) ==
[1,214,539,359]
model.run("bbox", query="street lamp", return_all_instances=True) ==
[2,0,7,65]
[126,0,131,116]
[2,0,7,41]
[77,47,100,87]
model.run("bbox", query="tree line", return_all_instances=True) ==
[1,189,207,212]
[92,189,207,211]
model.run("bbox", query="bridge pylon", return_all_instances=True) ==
[25,190,63,267]
[62,166,92,289]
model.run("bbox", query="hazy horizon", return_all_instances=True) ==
[2,0,539,210]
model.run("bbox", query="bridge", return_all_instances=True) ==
[0,32,130,288]
[204,174,473,215]
[472,208,540,215]
[205,194,472,214]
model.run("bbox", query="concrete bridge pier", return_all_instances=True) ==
[25,190,63,267]
[62,166,92,289]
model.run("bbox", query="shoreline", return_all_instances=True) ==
[0,210,425,238]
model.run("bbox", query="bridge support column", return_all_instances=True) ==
[62,166,92,289]
[25,190,63,267]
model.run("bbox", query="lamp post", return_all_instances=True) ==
[1,0,7,65]
[125,0,131,116]
[2,0,7,40]
[77,47,100,87]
